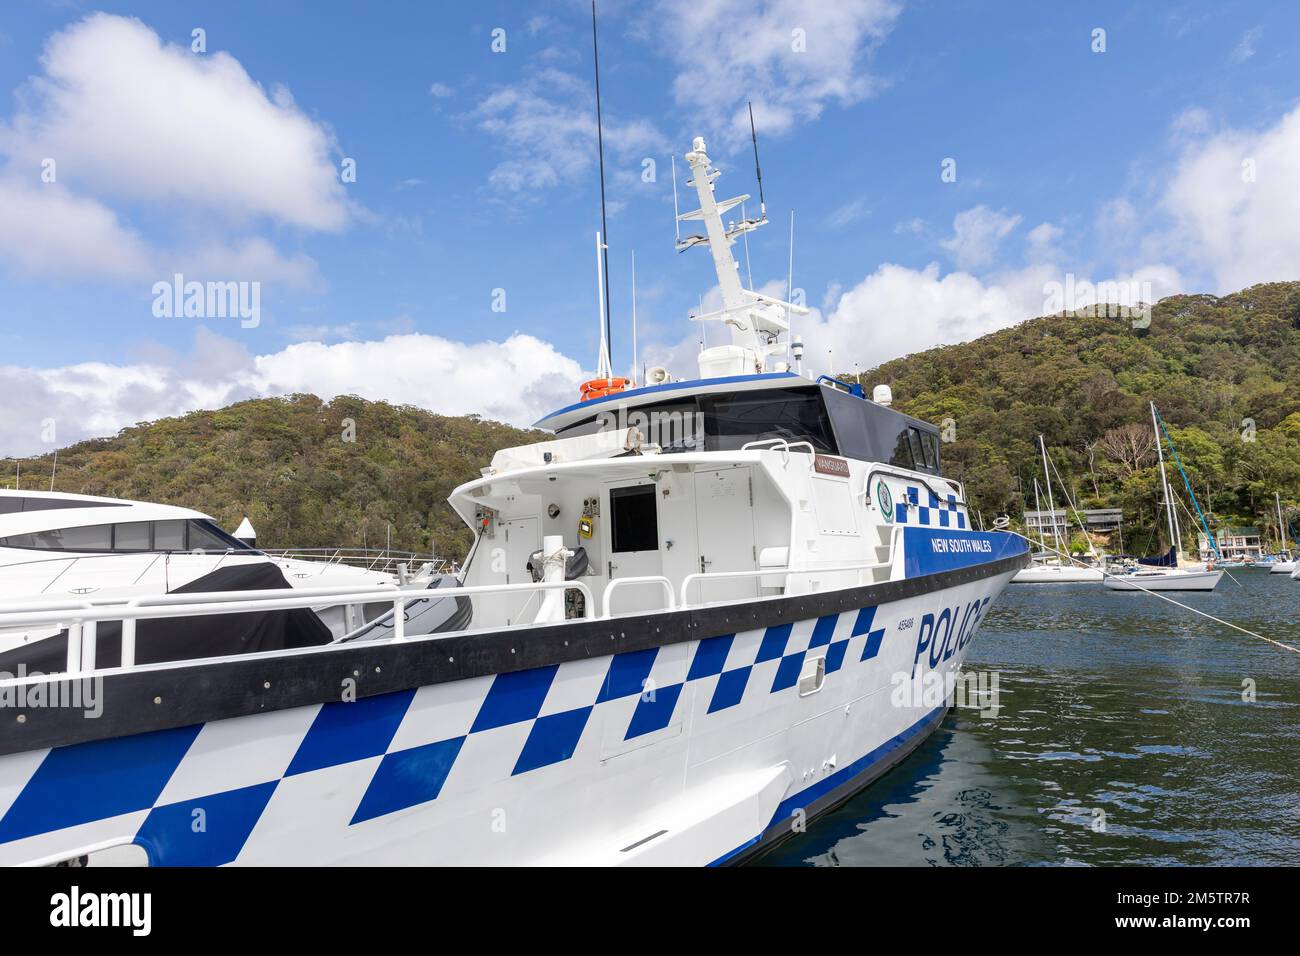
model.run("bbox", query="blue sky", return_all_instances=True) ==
[1,0,1298,454]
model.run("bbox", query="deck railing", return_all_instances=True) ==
[259,548,453,576]
[0,535,900,678]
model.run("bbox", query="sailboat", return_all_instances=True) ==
[1011,437,1103,583]
[1268,493,1296,573]
[1104,402,1223,592]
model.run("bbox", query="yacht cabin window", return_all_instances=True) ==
[113,521,152,551]
[0,519,255,554]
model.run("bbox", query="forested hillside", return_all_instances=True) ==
[2,395,540,558]
[6,282,1298,559]
[858,281,1300,553]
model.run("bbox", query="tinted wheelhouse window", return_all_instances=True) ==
[906,429,925,468]
[610,485,658,553]
[890,430,915,469]
[556,387,836,454]
[699,387,836,452]
[918,430,939,470]
[822,387,942,474]
[557,399,703,451]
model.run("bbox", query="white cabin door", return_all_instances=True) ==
[502,516,540,624]
[604,481,665,615]
[693,466,757,605]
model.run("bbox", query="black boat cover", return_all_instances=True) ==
[1138,546,1178,568]
[0,562,333,673]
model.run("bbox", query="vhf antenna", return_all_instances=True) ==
[671,154,681,245]
[748,101,766,221]
[591,1,613,373]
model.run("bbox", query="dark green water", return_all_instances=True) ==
[764,569,1300,866]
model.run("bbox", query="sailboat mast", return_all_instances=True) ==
[1278,491,1289,554]
[1032,477,1046,552]
[1038,435,1059,552]
[1151,401,1178,561]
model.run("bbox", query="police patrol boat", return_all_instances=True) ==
[0,135,1027,867]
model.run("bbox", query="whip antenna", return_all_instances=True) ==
[592,1,613,370]
[748,101,766,219]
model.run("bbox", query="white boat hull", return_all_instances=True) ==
[1269,560,1297,574]
[1103,569,1224,591]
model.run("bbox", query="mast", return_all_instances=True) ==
[1038,435,1059,553]
[683,139,747,312]
[1032,477,1046,553]
[1278,491,1289,555]
[1171,486,1183,561]
[676,137,803,377]
[1151,401,1178,561]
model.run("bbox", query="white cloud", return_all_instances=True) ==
[795,260,1185,377]
[471,68,664,194]
[939,206,1021,271]
[1161,103,1300,291]
[1025,222,1063,261]
[656,0,901,139]
[0,13,348,230]
[0,177,321,285]
[428,82,454,99]
[646,253,1184,385]
[1170,105,1212,140]
[1,331,586,456]
[1096,197,1138,235]
[826,196,870,229]
[1230,26,1263,63]
[0,178,154,278]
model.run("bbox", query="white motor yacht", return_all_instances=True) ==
[0,490,434,651]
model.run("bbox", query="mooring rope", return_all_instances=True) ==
[1005,530,1300,656]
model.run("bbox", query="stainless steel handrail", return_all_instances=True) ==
[601,575,677,617]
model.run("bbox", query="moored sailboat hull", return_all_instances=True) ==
[1102,569,1224,591]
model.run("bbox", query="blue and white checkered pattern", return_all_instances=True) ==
[0,604,890,866]
[894,486,966,530]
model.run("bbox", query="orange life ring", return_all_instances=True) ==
[579,377,630,402]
